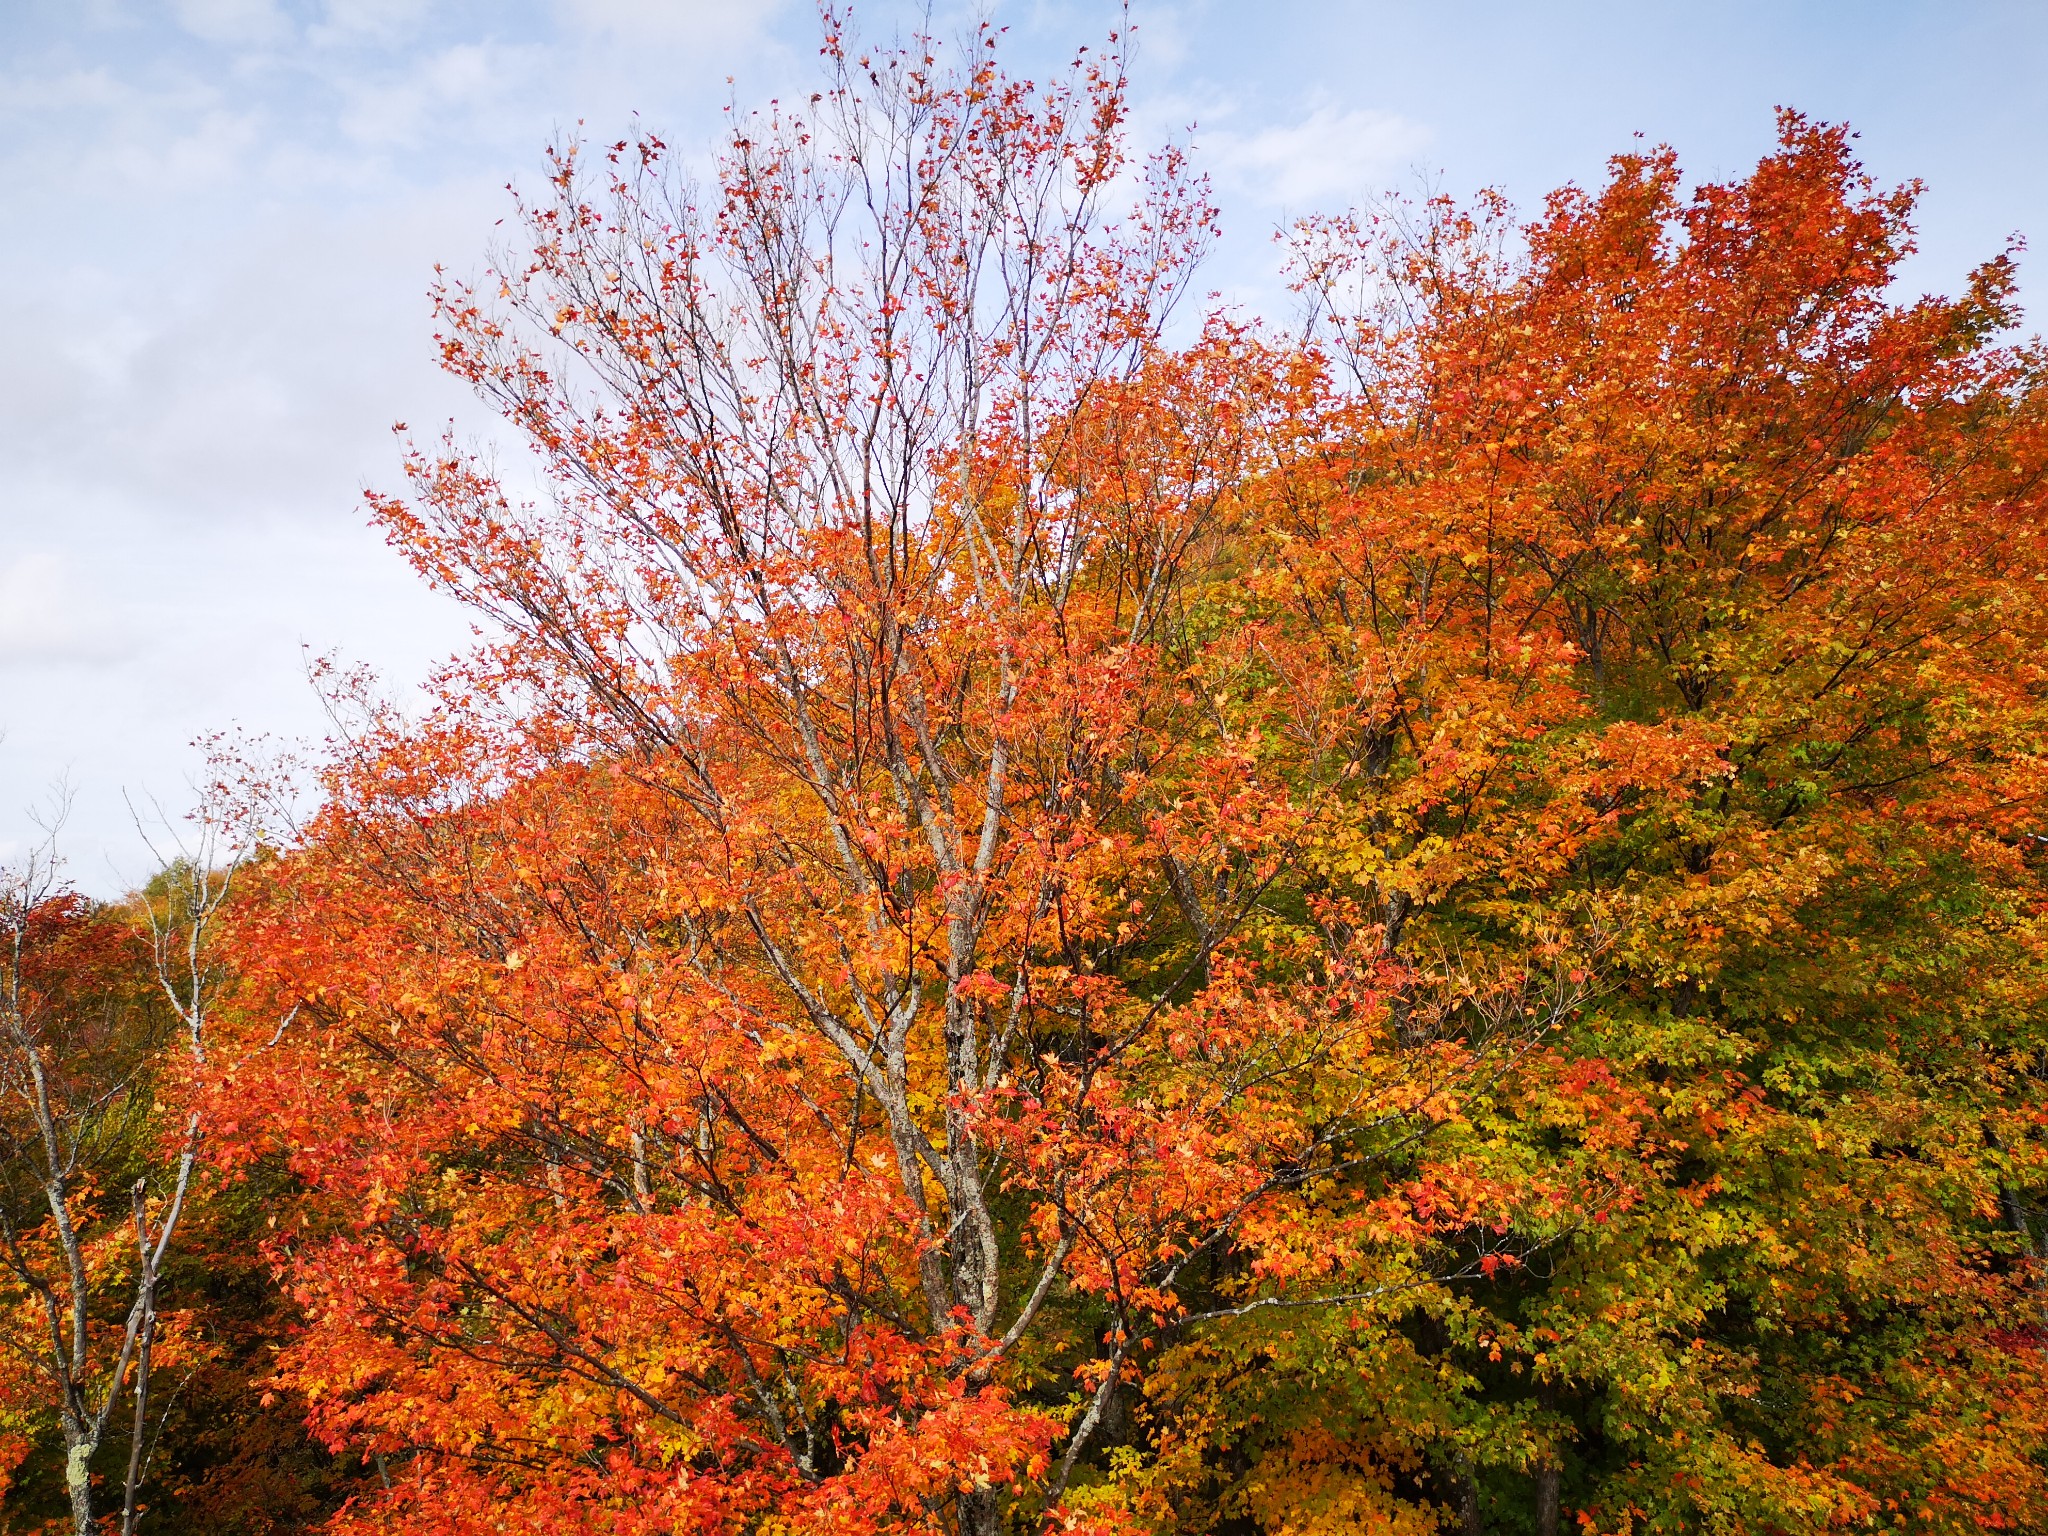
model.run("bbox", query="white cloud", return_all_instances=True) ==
[313,0,433,46]
[0,552,132,668]
[170,0,292,48]
[335,40,548,148]
[0,63,267,207]
[1202,101,1431,210]
[555,0,788,47]
[0,0,794,892]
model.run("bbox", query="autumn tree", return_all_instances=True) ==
[211,17,1578,1536]
[1113,117,2048,1535]
[0,838,155,1534]
[0,808,251,1536]
[206,17,2048,1536]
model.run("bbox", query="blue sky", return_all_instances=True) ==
[3,0,2044,889]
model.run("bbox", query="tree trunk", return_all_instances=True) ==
[1535,1463,1561,1536]
[64,1431,96,1536]
[958,1485,1000,1536]
[1457,1459,1485,1536]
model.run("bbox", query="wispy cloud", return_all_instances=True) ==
[1201,101,1432,211]
[555,0,789,47]
[170,0,292,49]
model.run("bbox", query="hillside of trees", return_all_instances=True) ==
[5,20,2048,1536]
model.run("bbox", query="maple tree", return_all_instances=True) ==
[0,862,155,1535]
[170,23,2048,1536]
[0,787,337,1536]
[1118,118,2048,1534]
[208,21,1563,1536]
[0,812,249,1535]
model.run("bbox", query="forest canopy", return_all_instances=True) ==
[4,16,2048,1536]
